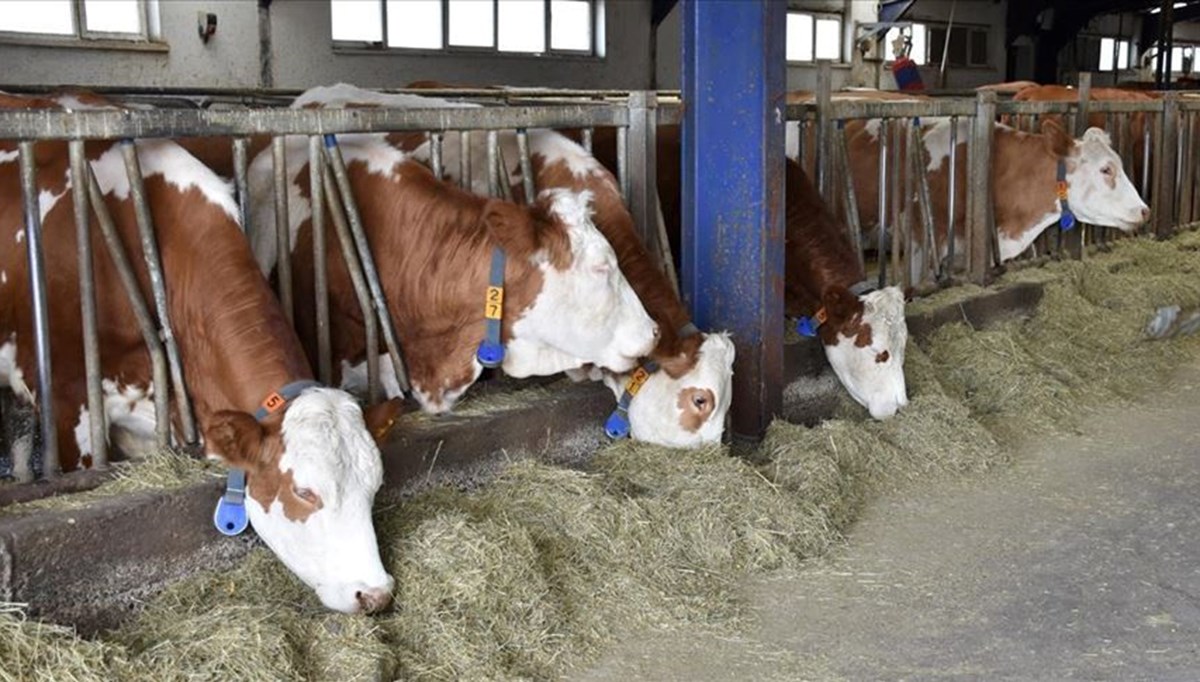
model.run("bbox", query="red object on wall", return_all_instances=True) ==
[892,57,925,91]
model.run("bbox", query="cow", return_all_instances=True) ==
[274,84,735,448]
[246,93,661,426]
[0,92,399,614]
[789,90,1149,268]
[580,124,909,420]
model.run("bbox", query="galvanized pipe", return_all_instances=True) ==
[877,119,889,289]
[581,127,593,155]
[321,163,381,403]
[324,136,411,395]
[1142,114,1153,200]
[516,128,536,204]
[17,141,60,478]
[232,137,250,235]
[816,61,833,202]
[910,120,937,284]
[68,140,107,469]
[486,130,500,197]
[430,131,444,180]
[86,168,171,450]
[309,135,332,385]
[119,140,198,447]
[834,120,865,269]
[616,125,629,201]
[459,130,471,190]
[272,136,294,326]
[890,119,903,290]
[945,116,958,280]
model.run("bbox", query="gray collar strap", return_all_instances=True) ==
[252,380,322,422]
[677,321,701,339]
[848,280,876,297]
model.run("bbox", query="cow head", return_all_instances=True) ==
[1045,121,1149,231]
[494,188,659,377]
[207,388,402,614]
[596,332,736,447]
[819,286,909,419]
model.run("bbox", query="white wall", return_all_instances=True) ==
[0,0,654,90]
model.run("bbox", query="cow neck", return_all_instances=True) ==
[991,128,1061,243]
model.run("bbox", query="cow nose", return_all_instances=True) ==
[1140,206,1150,222]
[355,587,393,614]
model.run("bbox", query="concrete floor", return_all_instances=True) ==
[574,363,1200,682]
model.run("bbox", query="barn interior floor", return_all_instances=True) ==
[574,359,1200,681]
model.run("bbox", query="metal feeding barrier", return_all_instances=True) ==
[0,90,675,492]
[793,66,1194,292]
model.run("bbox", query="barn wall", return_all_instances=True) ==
[886,0,1008,90]
[0,1,260,88]
[0,0,654,90]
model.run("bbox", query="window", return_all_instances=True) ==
[0,0,152,42]
[1171,45,1196,74]
[928,24,989,68]
[786,12,841,63]
[331,0,597,55]
[1098,37,1131,71]
[883,24,928,65]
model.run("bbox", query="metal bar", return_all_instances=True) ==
[945,115,958,280]
[789,99,978,120]
[17,141,59,478]
[324,136,411,395]
[0,105,633,140]
[1075,72,1092,137]
[1178,111,1193,225]
[1174,107,1185,226]
[120,140,198,447]
[890,119,903,289]
[516,128,536,204]
[834,120,865,270]
[680,0,785,442]
[877,118,889,289]
[272,136,294,326]
[1142,112,1153,201]
[232,137,250,235]
[486,130,500,198]
[1156,93,1180,239]
[429,131,444,180]
[68,141,107,469]
[616,125,629,201]
[795,119,806,170]
[967,92,996,283]
[86,168,171,451]
[581,127,593,154]
[816,60,832,202]
[626,91,658,250]
[308,135,332,385]
[321,164,380,403]
[459,130,471,190]
[910,120,937,284]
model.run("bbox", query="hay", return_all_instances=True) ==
[4,233,1200,681]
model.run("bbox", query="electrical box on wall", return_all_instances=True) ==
[198,11,217,44]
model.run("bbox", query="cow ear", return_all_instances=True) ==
[206,410,264,468]
[821,285,863,323]
[1040,118,1074,158]
[363,398,405,445]
[483,199,538,256]
[1082,126,1111,146]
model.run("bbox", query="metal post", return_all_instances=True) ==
[308,135,332,385]
[1142,115,1153,201]
[1062,73,1091,260]
[834,120,865,269]
[272,136,294,325]
[967,91,996,284]
[324,136,411,395]
[516,128,536,204]
[910,120,937,284]
[890,119,903,289]
[120,140,198,447]
[68,140,106,469]
[17,141,59,478]
[816,60,833,203]
[1156,93,1180,239]
[877,119,889,288]
[486,130,500,197]
[459,130,471,190]
[616,125,629,201]
[581,128,593,155]
[87,168,171,451]
[322,164,380,403]
[233,137,250,235]
[945,115,958,281]
[429,131,444,181]
[681,0,785,442]
[627,91,659,250]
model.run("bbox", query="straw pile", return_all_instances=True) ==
[3,232,1199,681]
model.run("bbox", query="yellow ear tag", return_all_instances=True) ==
[484,286,504,320]
[626,366,652,396]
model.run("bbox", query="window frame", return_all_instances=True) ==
[1096,36,1132,72]
[883,22,929,66]
[331,0,600,58]
[785,10,843,64]
[0,0,154,46]
[925,22,990,69]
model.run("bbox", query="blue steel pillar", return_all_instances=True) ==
[681,0,786,442]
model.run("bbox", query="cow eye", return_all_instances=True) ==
[692,394,707,409]
[293,486,319,505]
[1101,165,1113,176]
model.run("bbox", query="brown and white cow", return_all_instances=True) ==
[599,123,909,420]
[0,93,398,614]
[789,91,1149,266]
[281,84,734,448]
[247,93,659,420]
